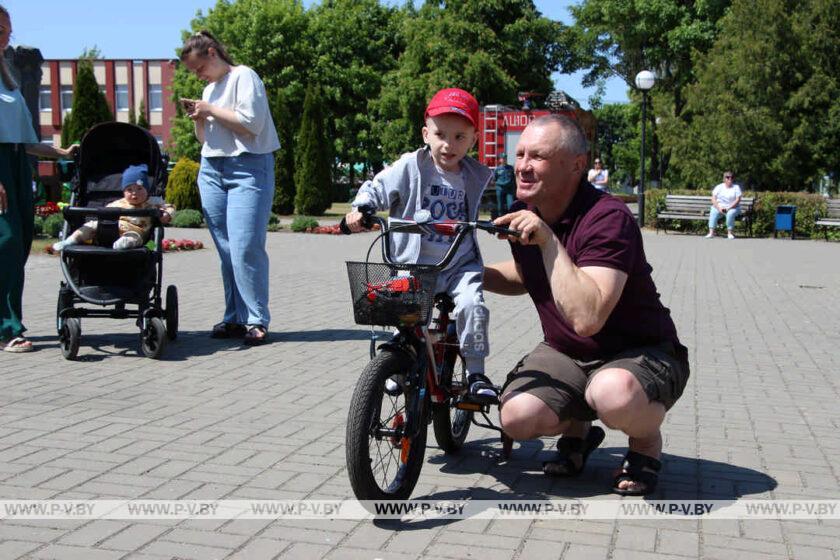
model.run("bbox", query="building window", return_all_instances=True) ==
[60,85,73,113]
[39,86,52,112]
[148,84,163,111]
[116,85,129,111]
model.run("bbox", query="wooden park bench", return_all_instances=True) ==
[656,194,756,236]
[815,198,840,240]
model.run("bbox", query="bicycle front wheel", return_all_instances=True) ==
[346,349,428,500]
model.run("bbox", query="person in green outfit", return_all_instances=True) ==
[1,4,77,352]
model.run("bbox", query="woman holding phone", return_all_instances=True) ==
[180,30,280,346]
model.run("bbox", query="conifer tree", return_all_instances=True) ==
[294,85,332,215]
[137,99,150,130]
[271,88,296,215]
[64,59,113,143]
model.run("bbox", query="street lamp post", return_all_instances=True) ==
[635,70,656,228]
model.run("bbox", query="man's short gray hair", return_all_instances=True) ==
[529,114,589,156]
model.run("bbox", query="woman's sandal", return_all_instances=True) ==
[243,325,268,346]
[2,336,33,353]
[543,426,605,477]
[210,322,247,339]
[612,450,662,496]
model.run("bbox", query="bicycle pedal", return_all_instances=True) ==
[455,401,483,412]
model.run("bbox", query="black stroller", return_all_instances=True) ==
[56,122,178,360]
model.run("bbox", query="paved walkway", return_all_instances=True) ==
[1,228,839,559]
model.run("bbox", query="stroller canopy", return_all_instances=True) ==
[77,122,166,197]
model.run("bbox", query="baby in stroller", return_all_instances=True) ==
[53,164,173,251]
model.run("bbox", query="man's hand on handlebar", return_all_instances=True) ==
[493,210,552,246]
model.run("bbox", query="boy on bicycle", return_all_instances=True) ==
[344,88,497,403]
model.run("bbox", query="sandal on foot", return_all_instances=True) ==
[210,322,247,339]
[466,373,500,404]
[612,450,662,496]
[243,325,268,346]
[543,426,605,477]
[3,336,33,353]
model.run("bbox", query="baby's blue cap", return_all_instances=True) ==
[121,164,149,190]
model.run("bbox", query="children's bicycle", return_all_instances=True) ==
[340,207,518,500]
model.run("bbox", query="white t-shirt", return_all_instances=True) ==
[201,65,281,157]
[712,183,742,208]
[588,168,609,190]
[417,166,471,265]
[0,80,38,144]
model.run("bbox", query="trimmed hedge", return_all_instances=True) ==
[166,159,202,212]
[33,215,44,236]
[44,213,65,238]
[644,189,834,238]
[290,216,318,232]
[171,209,204,228]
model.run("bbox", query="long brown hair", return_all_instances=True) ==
[0,5,18,90]
[179,30,234,65]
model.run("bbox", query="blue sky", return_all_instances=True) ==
[5,0,629,108]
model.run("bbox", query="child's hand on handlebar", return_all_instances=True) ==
[344,210,368,233]
[493,210,551,246]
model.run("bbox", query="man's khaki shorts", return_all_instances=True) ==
[501,341,690,422]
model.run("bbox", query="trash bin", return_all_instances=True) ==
[775,205,797,238]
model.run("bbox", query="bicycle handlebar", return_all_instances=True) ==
[340,205,520,270]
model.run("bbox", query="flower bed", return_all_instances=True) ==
[161,238,204,252]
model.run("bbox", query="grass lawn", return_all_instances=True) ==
[31,237,57,255]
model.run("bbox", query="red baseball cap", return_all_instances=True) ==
[424,88,479,129]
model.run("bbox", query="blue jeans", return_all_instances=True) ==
[496,184,515,215]
[199,153,274,327]
[708,206,740,230]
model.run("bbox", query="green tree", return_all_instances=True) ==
[662,0,839,190]
[373,0,563,158]
[593,102,640,189]
[294,85,332,215]
[128,105,137,125]
[561,0,731,181]
[136,99,150,130]
[271,87,296,214]
[307,0,402,180]
[64,59,113,143]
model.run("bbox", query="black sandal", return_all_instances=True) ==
[210,322,247,339]
[612,450,662,496]
[243,325,268,346]
[543,426,605,477]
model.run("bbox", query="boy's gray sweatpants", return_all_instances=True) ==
[436,267,488,375]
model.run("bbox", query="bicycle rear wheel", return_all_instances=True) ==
[346,349,428,500]
[432,350,472,453]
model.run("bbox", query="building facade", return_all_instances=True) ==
[38,58,177,148]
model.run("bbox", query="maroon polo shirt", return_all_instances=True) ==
[510,181,683,361]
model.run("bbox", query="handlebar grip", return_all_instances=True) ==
[339,217,352,235]
[478,221,521,238]
[341,205,376,234]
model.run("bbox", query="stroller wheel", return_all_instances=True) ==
[165,285,178,341]
[60,318,81,360]
[140,317,167,359]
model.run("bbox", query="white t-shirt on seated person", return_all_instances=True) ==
[712,182,742,209]
[201,65,281,157]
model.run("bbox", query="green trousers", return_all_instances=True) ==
[0,144,34,341]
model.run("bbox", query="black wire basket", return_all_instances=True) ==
[346,261,438,327]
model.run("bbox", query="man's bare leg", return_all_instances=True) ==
[585,368,665,492]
